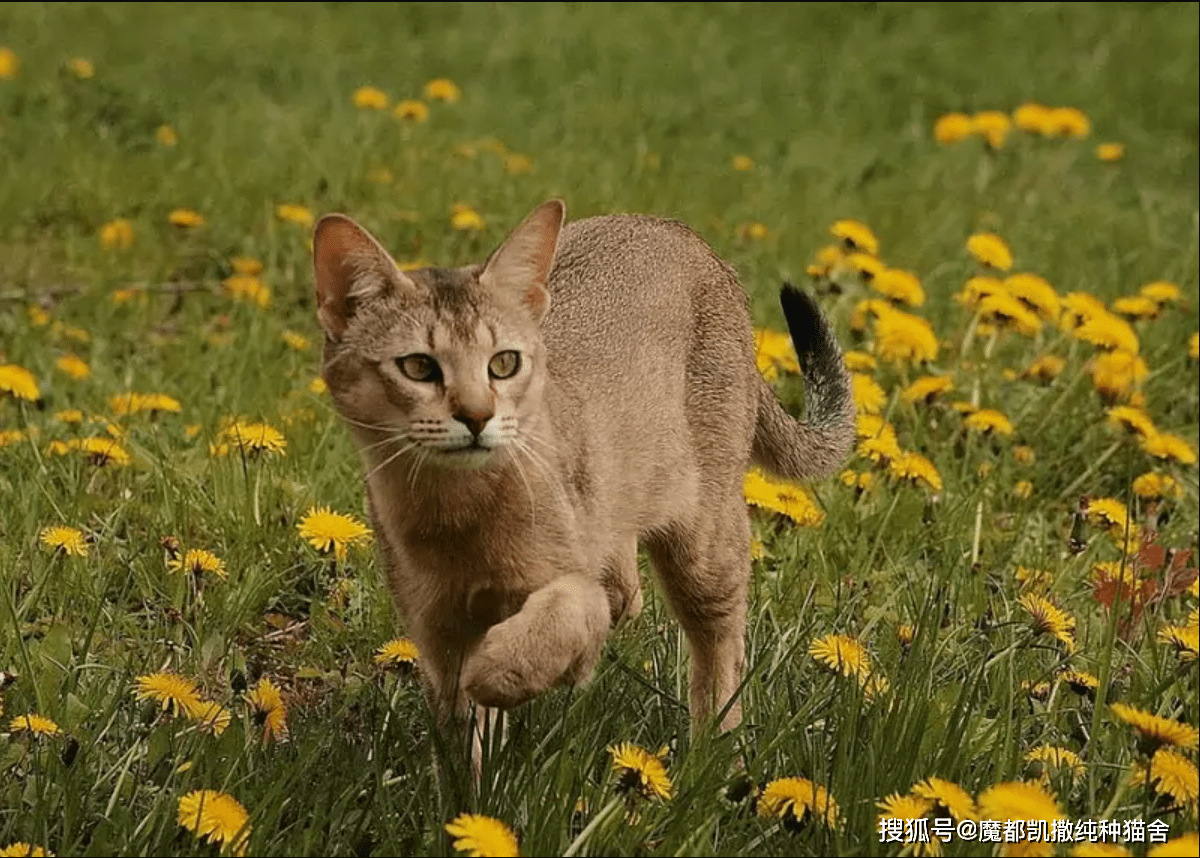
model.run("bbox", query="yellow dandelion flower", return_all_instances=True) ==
[0,428,30,447]
[1140,281,1181,305]
[374,637,420,668]
[843,252,885,281]
[281,330,310,352]
[110,392,182,416]
[177,790,251,856]
[298,506,372,562]
[309,377,328,395]
[963,409,1015,436]
[831,219,879,255]
[0,364,40,401]
[190,701,231,736]
[67,437,131,466]
[967,233,1013,271]
[1016,565,1052,591]
[1106,405,1156,438]
[1023,355,1065,383]
[979,291,1043,336]
[1014,102,1055,133]
[1157,626,1198,663]
[732,154,755,171]
[809,634,871,680]
[275,203,314,227]
[912,777,978,822]
[1112,295,1160,320]
[857,431,902,464]
[39,526,88,557]
[1059,670,1099,697]
[851,373,887,415]
[210,420,286,458]
[444,813,519,858]
[504,153,533,175]
[1018,594,1076,651]
[972,110,1012,148]
[134,672,205,718]
[222,273,271,308]
[977,780,1064,829]
[394,99,429,122]
[247,676,289,745]
[608,742,673,801]
[874,308,939,364]
[758,776,840,828]
[849,297,893,332]
[1096,142,1124,162]
[888,451,943,492]
[843,350,877,373]
[1090,349,1147,400]
[0,46,19,78]
[155,124,179,147]
[229,256,263,276]
[167,548,227,580]
[1140,431,1197,465]
[743,468,825,527]
[1060,291,1109,330]
[954,275,1006,309]
[807,243,845,279]
[840,469,875,492]
[1089,497,1130,531]
[9,714,61,736]
[1025,746,1084,779]
[1133,472,1182,500]
[1047,106,1091,138]
[351,85,389,110]
[424,78,462,102]
[67,57,94,79]
[737,221,769,242]
[52,353,90,380]
[168,208,204,228]
[1074,312,1139,353]
[451,204,485,231]
[0,844,54,857]
[872,268,925,307]
[877,791,932,822]
[1002,273,1060,321]
[1130,748,1199,807]
[1013,480,1034,499]
[98,218,134,250]
[901,375,953,405]
[934,112,975,144]
[1109,702,1199,752]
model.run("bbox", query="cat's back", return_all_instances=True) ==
[544,213,752,363]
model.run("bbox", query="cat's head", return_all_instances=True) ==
[312,200,565,471]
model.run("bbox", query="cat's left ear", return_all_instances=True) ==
[479,199,565,323]
[312,214,419,341]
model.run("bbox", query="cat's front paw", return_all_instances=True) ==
[462,620,561,709]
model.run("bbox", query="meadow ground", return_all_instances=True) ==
[0,2,1197,856]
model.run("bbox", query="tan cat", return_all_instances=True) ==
[311,200,854,753]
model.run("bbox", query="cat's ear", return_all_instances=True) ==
[312,214,418,341]
[479,199,565,323]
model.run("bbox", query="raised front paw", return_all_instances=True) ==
[461,617,562,709]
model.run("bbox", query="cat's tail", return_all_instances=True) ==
[751,284,856,481]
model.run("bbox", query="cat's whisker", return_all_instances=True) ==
[363,439,421,483]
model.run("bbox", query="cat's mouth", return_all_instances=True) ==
[434,441,497,469]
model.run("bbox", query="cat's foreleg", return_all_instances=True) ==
[461,573,611,709]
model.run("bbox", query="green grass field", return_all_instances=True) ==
[1,3,1197,855]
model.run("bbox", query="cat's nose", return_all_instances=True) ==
[455,407,493,438]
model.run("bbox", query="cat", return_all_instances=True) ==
[311,199,854,758]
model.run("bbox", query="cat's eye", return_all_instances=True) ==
[397,354,440,382]
[488,350,521,379]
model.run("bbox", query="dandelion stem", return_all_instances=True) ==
[1057,439,1122,503]
[562,796,624,857]
[970,498,984,566]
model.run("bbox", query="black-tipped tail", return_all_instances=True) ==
[750,284,855,481]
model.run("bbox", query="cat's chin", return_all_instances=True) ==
[430,446,499,471]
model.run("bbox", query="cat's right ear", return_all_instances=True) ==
[312,214,418,341]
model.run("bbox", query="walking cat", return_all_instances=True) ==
[312,200,854,751]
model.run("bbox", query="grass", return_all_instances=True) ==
[1,2,1197,855]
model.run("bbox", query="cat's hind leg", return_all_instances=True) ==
[644,496,751,735]
[461,573,611,709]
